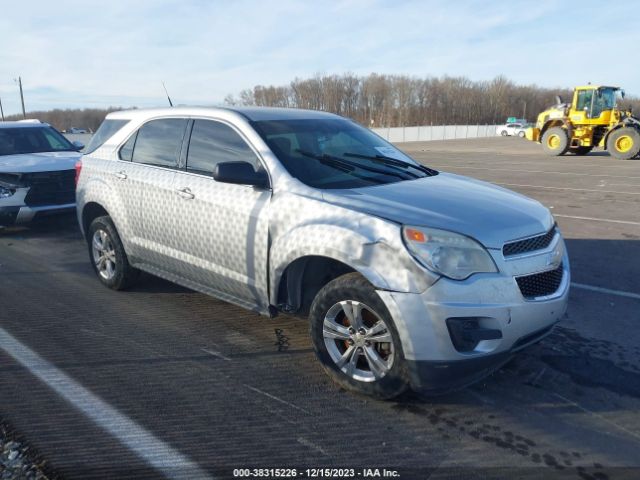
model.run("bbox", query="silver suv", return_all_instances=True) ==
[76,107,569,398]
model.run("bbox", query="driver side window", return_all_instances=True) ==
[186,120,259,176]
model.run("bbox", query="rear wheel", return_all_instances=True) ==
[309,273,409,399]
[569,146,593,156]
[541,127,570,156]
[87,216,140,290]
[607,127,640,160]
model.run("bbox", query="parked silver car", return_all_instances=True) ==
[76,107,569,398]
[0,121,82,227]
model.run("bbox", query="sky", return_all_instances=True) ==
[1,0,639,115]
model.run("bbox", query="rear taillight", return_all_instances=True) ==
[74,160,82,187]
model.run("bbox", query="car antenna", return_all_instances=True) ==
[162,81,174,107]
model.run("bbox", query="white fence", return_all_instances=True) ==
[372,124,499,143]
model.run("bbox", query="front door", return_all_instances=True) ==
[171,119,271,311]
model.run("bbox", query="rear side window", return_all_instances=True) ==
[85,119,130,154]
[186,120,259,175]
[118,132,138,161]
[131,118,188,168]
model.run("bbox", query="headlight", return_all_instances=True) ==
[402,226,497,280]
[0,186,15,199]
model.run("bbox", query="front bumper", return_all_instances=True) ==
[377,236,570,393]
[0,203,75,226]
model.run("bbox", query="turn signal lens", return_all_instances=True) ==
[404,228,426,243]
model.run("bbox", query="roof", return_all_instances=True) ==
[107,106,341,122]
[575,85,620,90]
[226,106,340,121]
[0,121,49,129]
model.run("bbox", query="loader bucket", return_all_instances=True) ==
[525,127,540,142]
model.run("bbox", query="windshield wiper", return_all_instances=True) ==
[294,149,355,173]
[343,152,438,176]
[295,149,415,181]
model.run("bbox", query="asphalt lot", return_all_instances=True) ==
[1,137,639,480]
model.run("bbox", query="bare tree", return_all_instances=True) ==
[225,73,595,127]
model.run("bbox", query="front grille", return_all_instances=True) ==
[503,227,556,257]
[23,170,75,207]
[516,263,564,299]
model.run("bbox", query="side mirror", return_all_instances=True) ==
[72,140,85,151]
[555,95,563,105]
[213,161,269,189]
[621,90,626,99]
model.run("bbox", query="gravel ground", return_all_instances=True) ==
[0,423,49,480]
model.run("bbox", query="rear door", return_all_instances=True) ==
[119,117,189,271]
[170,118,271,310]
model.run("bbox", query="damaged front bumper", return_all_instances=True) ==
[377,242,570,393]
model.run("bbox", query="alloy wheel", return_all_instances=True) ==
[322,300,394,382]
[92,229,117,280]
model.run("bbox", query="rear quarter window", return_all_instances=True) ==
[84,119,130,154]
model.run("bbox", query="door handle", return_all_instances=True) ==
[176,187,195,200]
[114,171,128,180]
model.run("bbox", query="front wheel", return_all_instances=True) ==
[541,127,570,156]
[607,127,640,160]
[309,273,409,399]
[87,216,140,290]
[501,130,508,136]
[518,131,526,138]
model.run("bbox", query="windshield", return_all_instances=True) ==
[0,126,76,156]
[251,118,436,189]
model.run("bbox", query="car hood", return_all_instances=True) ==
[321,172,553,249]
[0,151,81,174]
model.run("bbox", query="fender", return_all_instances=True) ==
[268,221,436,306]
[540,119,569,140]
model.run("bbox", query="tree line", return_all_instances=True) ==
[224,74,640,127]
[3,75,638,130]
[2,107,124,132]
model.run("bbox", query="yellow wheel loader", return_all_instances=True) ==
[526,85,640,159]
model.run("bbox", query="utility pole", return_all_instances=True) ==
[18,77,26,118]
[522,101,527,121]
[0,96,4,121]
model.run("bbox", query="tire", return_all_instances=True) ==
[87,215,140,290]
[501,130,508,136]
[309,273,409,399]
[607,127,640,160]
[541,127,570,156]
[569,146,593,156]
[518,131,526,138]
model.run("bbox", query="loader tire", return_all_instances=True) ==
[569,146,593,156]
[542,127,569,156]
[607,127,640,160]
